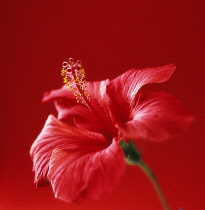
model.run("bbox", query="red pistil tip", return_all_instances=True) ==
[68,58,74,63]
[61,58,90,104]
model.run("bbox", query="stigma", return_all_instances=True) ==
[61,58,90,104]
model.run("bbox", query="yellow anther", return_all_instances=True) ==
[68,87,74,91]
[61,58,90,104]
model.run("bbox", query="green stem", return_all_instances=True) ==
[137,160,170,210]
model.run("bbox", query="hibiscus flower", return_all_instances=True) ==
[30,58,193,203]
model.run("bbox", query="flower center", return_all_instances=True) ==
[61,58,115,142]
[61,58,101,121]
[61,58,90,104]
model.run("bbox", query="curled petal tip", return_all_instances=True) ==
[42,91,50,103]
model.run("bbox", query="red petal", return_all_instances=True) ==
[42,81,118,137]
[30,115,109,187]
[116,91,194,142]
[106,64,176,122]
[42,86,75,103]
[42,85,102,132]
[85,80,118,136]
[48,139,125,202]
[43,86,80,123]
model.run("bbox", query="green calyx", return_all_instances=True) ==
[119,140,141,165]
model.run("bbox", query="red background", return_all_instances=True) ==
[1,1,204,209]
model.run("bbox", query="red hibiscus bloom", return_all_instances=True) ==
[30,59,193,203]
